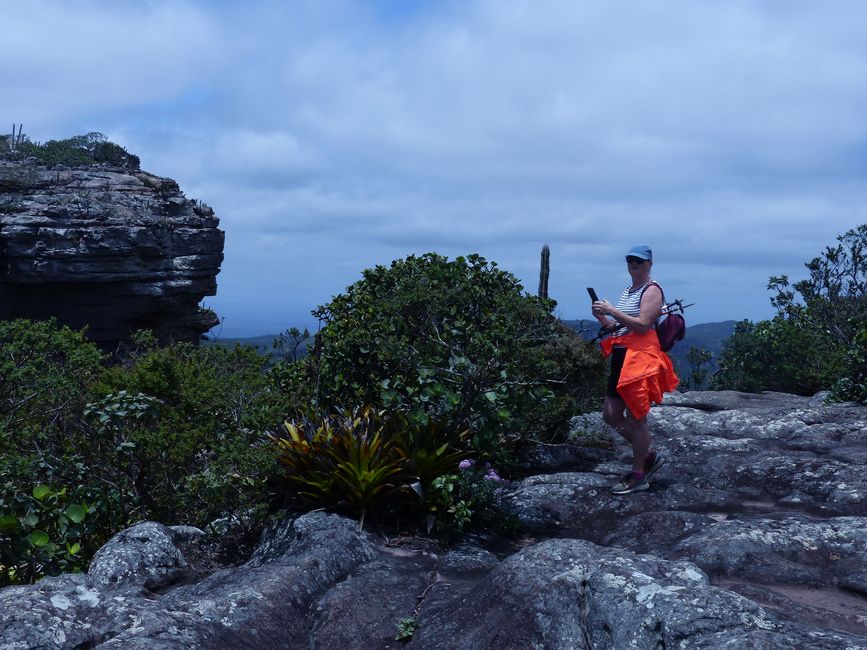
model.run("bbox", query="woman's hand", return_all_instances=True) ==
[592,299,615,317]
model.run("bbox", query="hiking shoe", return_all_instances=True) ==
[610,472,649,495]
[644,451,665,477]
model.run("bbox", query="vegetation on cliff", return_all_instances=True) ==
[1,130,140,169]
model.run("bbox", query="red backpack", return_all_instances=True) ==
[643,281,685,352]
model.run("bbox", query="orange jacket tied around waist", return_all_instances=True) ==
[600,329,680,420]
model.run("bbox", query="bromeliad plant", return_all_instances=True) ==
[270,408,471,530]
[384,415,469,494]
[270,407,409,528]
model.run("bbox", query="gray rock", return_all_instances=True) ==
[609,511,867,587]
[88,521,192,590]
[411,538,865,649]
[248,510,376,566]
[0,157,223,347]
[439,543,500,577]
[0,512,377,649]
[310,555,436,650]
[515,439,615,473]
[671,516,867,586]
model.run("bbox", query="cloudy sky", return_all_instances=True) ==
[4,0,866,336]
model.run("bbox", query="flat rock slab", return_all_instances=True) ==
[411,537,864,649]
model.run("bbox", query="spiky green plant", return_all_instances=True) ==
[384,415,468,495]
[270,407,409,528]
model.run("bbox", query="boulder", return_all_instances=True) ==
[0,512,377,649]
[88,521,193,590]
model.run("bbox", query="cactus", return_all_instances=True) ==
[538,244,550,299]
[8,124,23,153]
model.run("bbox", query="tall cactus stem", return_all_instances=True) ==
[538,243,550,299]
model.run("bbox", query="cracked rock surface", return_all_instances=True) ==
[1,391,866,648]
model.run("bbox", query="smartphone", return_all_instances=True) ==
[587,287,599,302]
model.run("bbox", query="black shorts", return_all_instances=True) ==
[606,346,627,399]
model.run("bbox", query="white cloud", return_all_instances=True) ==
[3,0,867,334]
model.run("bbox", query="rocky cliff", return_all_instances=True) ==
[0,141,223,347]
[1,391,865,648]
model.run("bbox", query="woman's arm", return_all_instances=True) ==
[592,285,663,334]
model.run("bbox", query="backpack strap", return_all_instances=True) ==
[639,280,666,324]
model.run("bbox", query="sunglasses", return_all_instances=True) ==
[625,256,647,264]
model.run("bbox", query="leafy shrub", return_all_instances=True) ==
[267,355,317,417]
[678,347,714,391]
[387,417,468,497]
[425,460,516,543]
[0,484,91,586]
[98,340,289,539]
[309,253,605,456]
[395,616,420,643]
[0,318,104,456]
[713,225,866,396]
[272,327,311,363]
[15,132,139,169]
[711,318,845,395]
[831,320,867,404]
[1,321,291,581]
[270,407,473,530]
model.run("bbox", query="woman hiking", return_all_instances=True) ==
[592,244,680,495]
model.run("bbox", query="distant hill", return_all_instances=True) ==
[204,333,310,363]
[675,320,737,357]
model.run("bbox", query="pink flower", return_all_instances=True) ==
[458,459,475,470]
[484,469,502,482]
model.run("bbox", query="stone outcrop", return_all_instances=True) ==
[1,391,866,648]
[0,152,223,347]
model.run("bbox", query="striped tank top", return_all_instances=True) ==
[612,280,658,337]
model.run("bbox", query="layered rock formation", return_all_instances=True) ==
[0,150,223,347]
[1,391,866,648]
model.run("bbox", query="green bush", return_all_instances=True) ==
[270,407,472,530]
[0,318,104,455]
[831,320,867,404]
[713,225,866,396]
[1,321,292,582]
[15,132,139,169]
[424,461,517,543]
[711,318,845,395]
[0,484,91,586]
[99,339,289,538]
[309,253,605,456]
[270,407,411,527]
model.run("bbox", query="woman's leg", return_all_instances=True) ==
[625,414,651,473]
[602,394,633,443]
